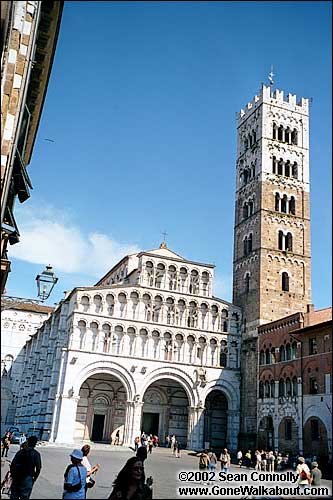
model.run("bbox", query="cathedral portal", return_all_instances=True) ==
[204,390,228,451]
[142,379,189,446]
[75,373,127,443]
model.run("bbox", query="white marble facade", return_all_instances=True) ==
[14,244,241,451]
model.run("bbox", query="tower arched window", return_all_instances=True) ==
[243,203,248,219]
[278,231,284,250]
[282,272,289,291]
[278,125,284,141]
[272,123,277,140]
[286,232,293,252]
[285,160,290,177]
[248,200,253,216]
[289,196,296,215]
[243,237,248,257]
[285,127,291,144]
[275,193,280,211]
[281,195,288,213]
[272,156,277,174]
[278,159,283,175]
[291,128,298,145]
[248,233,253,253]
[245,273,250,293]
[292,162,298,179]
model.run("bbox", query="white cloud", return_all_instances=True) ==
[10,204,140,277]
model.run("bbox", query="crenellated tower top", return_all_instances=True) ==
[238,84,309,124]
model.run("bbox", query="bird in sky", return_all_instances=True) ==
[44,138,55,143]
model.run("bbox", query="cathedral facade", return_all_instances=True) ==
[14,244,241,449]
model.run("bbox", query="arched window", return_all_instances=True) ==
[292,162,298,179]
[292,377,298,396]
[245,274,250,294]
[243,203,248,219]
[291,341,297,359]
[272,123,277,140]
[223,321,228,332]
[282,272,289,291]
[278,125,284,141]
[220,351,227,367]
[286,343,292,360]
[285,160,290,177]
[270,379,275,398]
[243,237,248,256]
[286,378,292,397]
[285,127,291,144]
[278,231,284,250]
[286,232,293,252]
[259,350,265,365]
[279,379,285,397]
[291,128,298,145]
[272,156,277,174]
[280,345,286,362]
[248,233,253,253]
[248,200,253,216]
[281,195,288,213]
[289,196,296,215]
[270,348,276,363]
[278,159,283,176]
[265,381,270,398]
[259,381,264,399]
[275,193,280,211]
[265,348,270,365]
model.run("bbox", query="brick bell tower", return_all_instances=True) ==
[232,82,311,449]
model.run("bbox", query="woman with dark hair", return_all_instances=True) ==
[108,457,153,500]
[81,445,99,492]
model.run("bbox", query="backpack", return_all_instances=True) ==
[199,454,208,469]
[64,465,82,492]
[300,469,308,480]
[10,449,31,481]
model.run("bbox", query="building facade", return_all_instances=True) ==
[1,1,63,293]
[258,306,332,461]
[14,244,241,450]
[1,301,53,435]
[232,84,312,449]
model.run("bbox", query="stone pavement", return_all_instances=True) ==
[1,445,332,499]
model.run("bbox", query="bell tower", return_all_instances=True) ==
[232,84,311,447]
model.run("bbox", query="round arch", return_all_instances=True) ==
[140,367,197,407]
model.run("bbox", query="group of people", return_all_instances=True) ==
[134,433,159,454]
[198,448,231,472]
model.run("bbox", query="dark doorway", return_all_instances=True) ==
[142,413,159,435]
[91,414,105,441]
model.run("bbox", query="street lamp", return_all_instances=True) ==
[36,265,58,301]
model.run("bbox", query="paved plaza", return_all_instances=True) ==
[1,444,332,499]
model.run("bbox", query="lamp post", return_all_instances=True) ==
[289,333,304,455]
[36,265,58,301]
[1,265,58,311]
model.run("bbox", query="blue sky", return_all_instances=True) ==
[7,1,332,309]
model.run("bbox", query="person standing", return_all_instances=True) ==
[108,457,153,500]
[134,436,140,452]
[114,430,120,446]
[2,432,11,457]
[148,439,153,455]
[296,457,310,487]
[19,433,27,449]
[10,436,42,500]
[175,441,181,459]
[62,449,87,499]
[219,448,231,473]
[207,449,217,471]
[198,450,210,471]
[310,462,322,486]
[255,450,261,471]
[237,450,243,468]
[81,445,100,493]
[268,451,275,472]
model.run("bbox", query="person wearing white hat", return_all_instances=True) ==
[296,457,310,487]
[62,449,87,499]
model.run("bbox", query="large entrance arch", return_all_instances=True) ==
[204,390,228,451]
[75,373,127,443]
[142,379,189,446]
[304,417,328,461]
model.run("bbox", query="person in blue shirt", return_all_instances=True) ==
[63,449,87,499]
